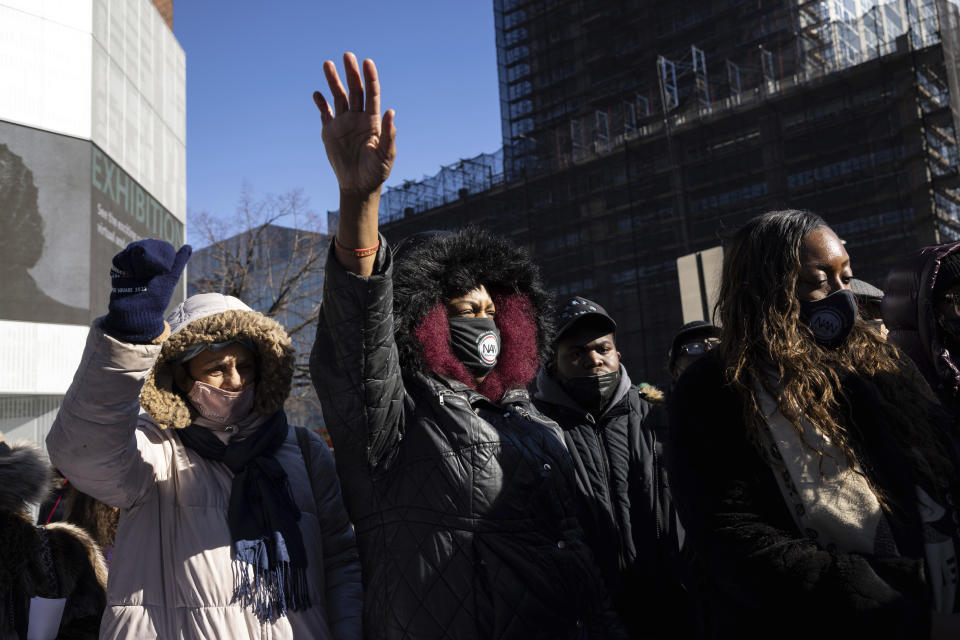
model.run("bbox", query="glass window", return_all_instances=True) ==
[508,80,532,100]
[503,9,526,29]
[505,45,529,65]
[507,62,530,82]
[505,27,527,46]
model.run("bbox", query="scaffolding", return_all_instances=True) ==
[502,0,954,173]
[380,149,504,222]
[384,0,957,227]
[381,0,955,234]
[378,0,960,384]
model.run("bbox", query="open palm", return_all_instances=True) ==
[314,54,396,196]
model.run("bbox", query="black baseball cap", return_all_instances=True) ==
[555,296,617,343]
[668,320,721,367]
[849,278,884,304]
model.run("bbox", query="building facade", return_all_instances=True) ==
[0,0,186,446]
[380,0,960,386]
[188,224,329,437]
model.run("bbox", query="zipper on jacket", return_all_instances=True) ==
[652,432,664,542]
[518,407,561,431]
[437,389,482,415]
[590,414,614,505]
[590,412,626,571]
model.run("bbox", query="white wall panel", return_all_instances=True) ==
[126,76,140,175]
[0,321,90,395]
[0,3,93,139]
[0,395,63,454]
[91,40,109,142]
[90,0,186,222]
[2,0,91,32]
[92,0,107,45]
[107,56,124,160]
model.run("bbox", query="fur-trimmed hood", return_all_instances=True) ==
[638,383,665,404]
[392,228,554,401]
[883,241,960,398]
[0,436,51,515]
[140,292,295,429]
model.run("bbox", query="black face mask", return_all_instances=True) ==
[449,317,501,374]
[799,289,858,349]
[561,370,621,415]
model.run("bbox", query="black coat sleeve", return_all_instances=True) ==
[309,237,407,475]
[666,355,932,639]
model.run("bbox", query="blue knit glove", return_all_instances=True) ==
[102,239,192,343]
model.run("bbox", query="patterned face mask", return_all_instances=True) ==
[448,317,500,374]
[187,381,256,426]
[799,289,858,349]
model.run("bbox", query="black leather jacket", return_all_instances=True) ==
[311,239,623,640]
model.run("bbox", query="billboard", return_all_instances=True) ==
[90,145,185,319]
[0,120,184,326]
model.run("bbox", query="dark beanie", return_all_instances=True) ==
[935,252,960,297]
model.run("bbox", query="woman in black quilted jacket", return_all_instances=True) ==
[308,53,624,640]
[669,210,960,639]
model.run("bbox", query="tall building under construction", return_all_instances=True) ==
[379,0,960,384]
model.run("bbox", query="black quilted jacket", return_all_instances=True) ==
[310,239,624,640]
[533,368,695,639]
[668,352,940,639]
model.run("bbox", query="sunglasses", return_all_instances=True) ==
[679,338,720,356]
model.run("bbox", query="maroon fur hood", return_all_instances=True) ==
[392,228,554,402]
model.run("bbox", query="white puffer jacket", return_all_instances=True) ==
[47,293,362,640]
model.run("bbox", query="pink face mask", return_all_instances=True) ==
[187,381,256,425]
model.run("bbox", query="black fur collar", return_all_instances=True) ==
[391,227,554,373]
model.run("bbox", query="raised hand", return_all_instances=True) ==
[314,53,396,197]
[102,239,192,343]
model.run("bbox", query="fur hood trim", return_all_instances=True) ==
[638,383,665,404]
[0,437,51,515]
[392,228,555,382]
[141,293,295,429]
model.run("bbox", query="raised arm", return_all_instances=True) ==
[310,53,406,486]
[313,53,396,276]
[47,240,191,508]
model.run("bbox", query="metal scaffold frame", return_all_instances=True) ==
[380,149,504,221]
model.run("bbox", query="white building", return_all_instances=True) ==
[0,0,186,447]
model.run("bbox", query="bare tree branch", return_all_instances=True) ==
[187,184,329,432]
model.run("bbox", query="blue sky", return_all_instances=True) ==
[174,2,502,234]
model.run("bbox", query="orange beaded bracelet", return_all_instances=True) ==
[335,235,380,258]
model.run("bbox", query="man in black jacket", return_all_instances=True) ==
[533,297,693,639]
[667,320,721,382]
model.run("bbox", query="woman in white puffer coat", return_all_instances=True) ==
[47,239,362,640]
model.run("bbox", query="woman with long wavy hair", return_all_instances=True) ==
[669,210,960,639]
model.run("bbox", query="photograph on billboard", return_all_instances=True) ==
[0,120,91,325]
[0,120,185,326]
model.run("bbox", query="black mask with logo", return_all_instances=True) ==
[449,317,501,374]
[561,370,622,415]
[799,289,858,349]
